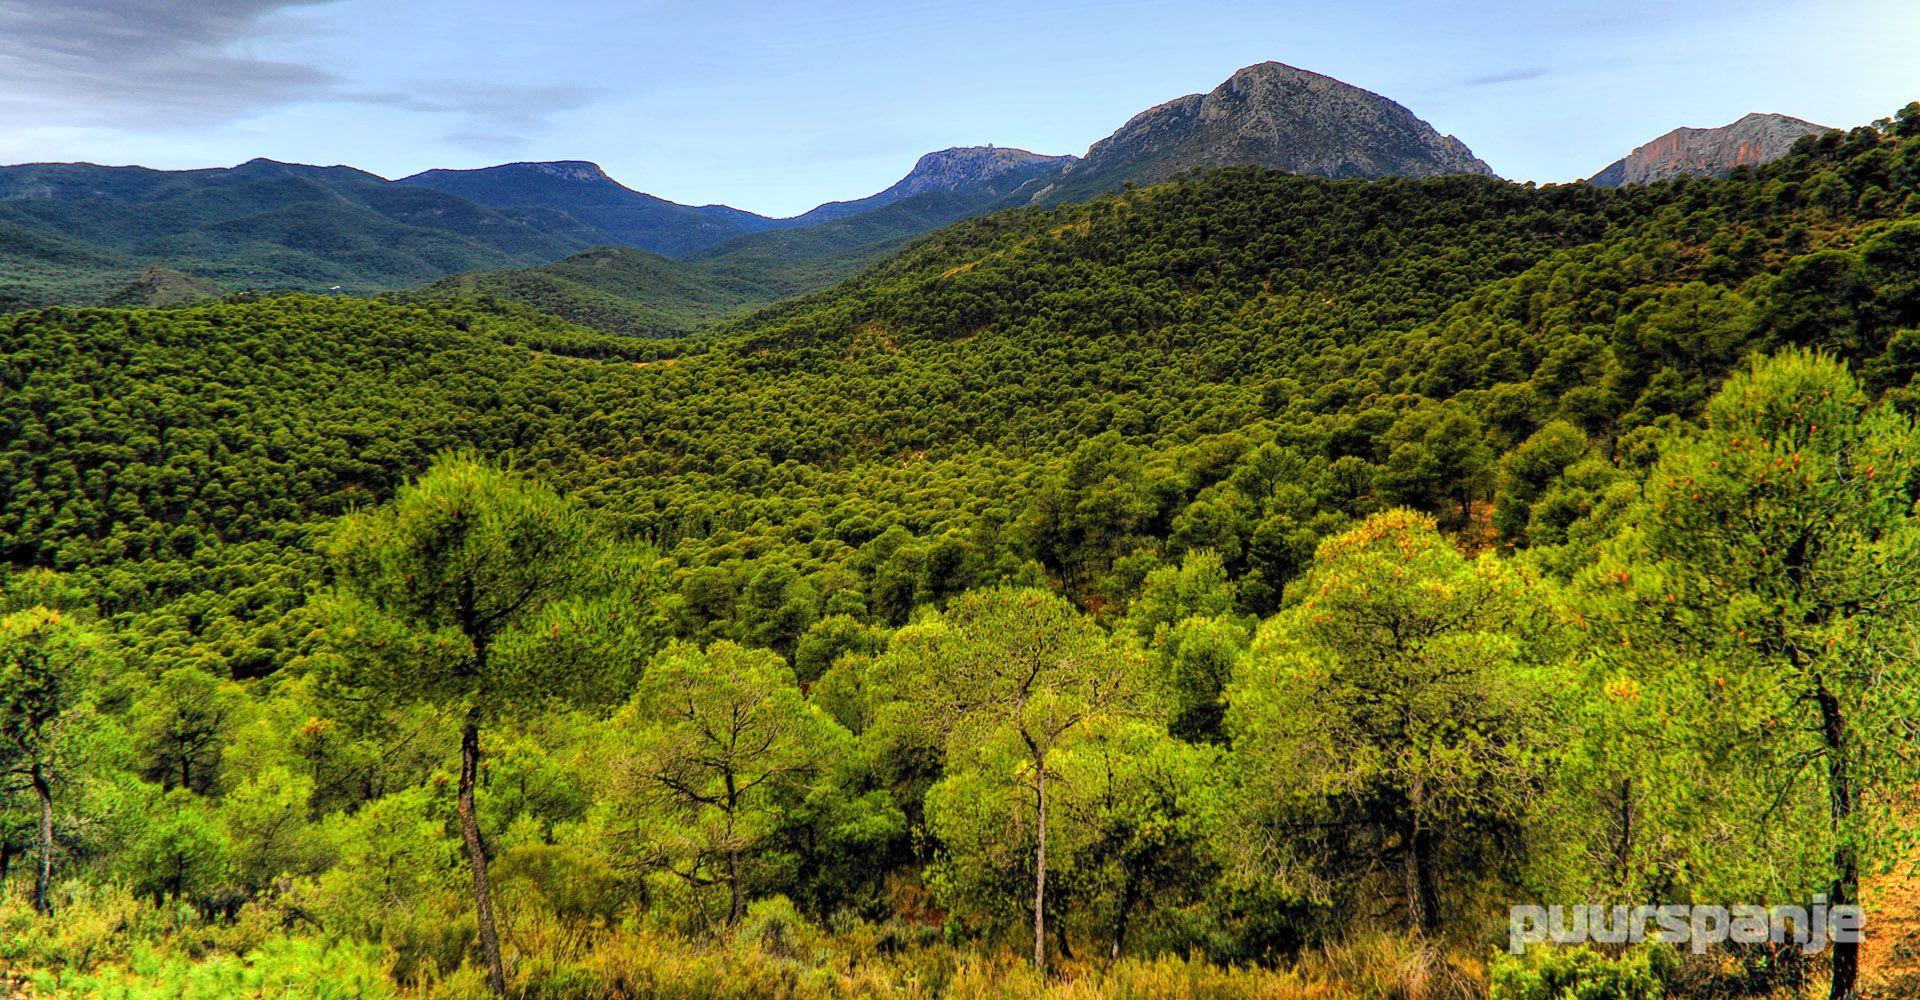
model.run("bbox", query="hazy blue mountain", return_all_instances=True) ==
[0,158,595,302]
[394,160,786,255]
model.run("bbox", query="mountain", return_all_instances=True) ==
[407,65,1502,335]
[1588,113,1831,186]
[789,146,1073,225]
[0,63,1497,321]
[1029,61,1494,204]
[0,158,597,305]
[15,65,1851,332]
[0,158,585,261]
[0,146,1075,315]
[405,150,1080,336]
[394,160,784,255]
[406,187,1019,337]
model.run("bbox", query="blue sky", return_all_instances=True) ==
[0,0,1914,217]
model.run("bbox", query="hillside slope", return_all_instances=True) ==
[7,112,1916,635]
[400,246,759,337]
[409,188,1038,336]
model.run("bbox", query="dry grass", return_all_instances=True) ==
[430,906,1481,1000]
[1861,851,1920,999]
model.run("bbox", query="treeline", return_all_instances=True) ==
[0,106,1918,998]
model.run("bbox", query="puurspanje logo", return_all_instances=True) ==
[1509,900,1863,955]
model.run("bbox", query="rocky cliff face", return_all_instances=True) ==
[1588,113,1830,186]
[1033,61,1494,203]
[890,147,1073,198]
[791,146,1074,224]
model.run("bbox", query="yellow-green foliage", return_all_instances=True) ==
[0,891,392,999]
[1488,945,1667,1000]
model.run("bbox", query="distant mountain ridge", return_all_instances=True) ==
[0,140,1091,311]
[1588,113,1831,186]
[0,145,1072,310]
[0,157,593,309]
[1030,61,1494,204]
[21,61,1851,331]
[395,160,785,256]
[405,63,1506,336]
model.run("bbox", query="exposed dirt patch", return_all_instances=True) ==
[1862,853,1920,997]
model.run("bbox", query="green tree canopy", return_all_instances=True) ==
[1582,350,1920,1000]
[1226,509,1560,936]
[320,453,597,995]
[598,639,851,925]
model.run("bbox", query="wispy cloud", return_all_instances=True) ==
[0,0,344,127]
[349,82,604,133]
[0,0,595,144]
[1463,67,1548,87]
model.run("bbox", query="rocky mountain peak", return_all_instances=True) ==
[782,145,1073,225]
[1036,61,1494,203]
[1587,113,1830,186]
[890,146,1075,198]
[511,161,616,183]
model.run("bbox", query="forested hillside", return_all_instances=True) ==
[402,189,1014,337]
[407,180,1119,338]
[2,105,1918,999]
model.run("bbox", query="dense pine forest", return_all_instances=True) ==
[3,106,1920,999]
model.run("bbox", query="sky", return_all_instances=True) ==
[0,0,1914,218]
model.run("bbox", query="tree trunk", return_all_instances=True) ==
[1815,680,1858,1000]
[727,848,744,925]
[1033,752,1048,973]
[1611,777,1635,890]
[31,762,53,917]
[1111,868,1139,962]
[458,710,507,996]
[1403,817,1439,935]
[1415,826,1442,935]
[724,768,744,925]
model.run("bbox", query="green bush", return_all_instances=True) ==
[43,937,395,999]
[1490,944,1667,1000]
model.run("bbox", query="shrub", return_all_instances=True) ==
[1489,944,1666,1000]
